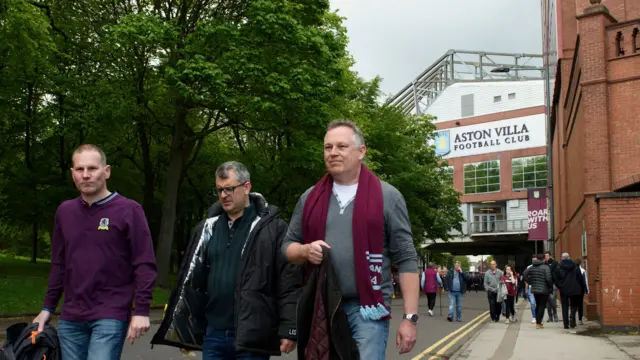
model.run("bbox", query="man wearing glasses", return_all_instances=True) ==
[152,161,302,360]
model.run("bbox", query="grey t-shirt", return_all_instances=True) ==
[281,180,419,307]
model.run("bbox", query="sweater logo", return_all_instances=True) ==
[98,218,110,231]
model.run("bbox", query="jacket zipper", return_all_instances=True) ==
[330,292,344,360]
[233,216,273,339]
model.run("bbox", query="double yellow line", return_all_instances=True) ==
[411,311,490,360]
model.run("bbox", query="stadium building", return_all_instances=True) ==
[389,50,550,274]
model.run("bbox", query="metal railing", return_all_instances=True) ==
[468,219,528,234]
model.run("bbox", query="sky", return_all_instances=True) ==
[329,1,544,261]
[330,0,543,98]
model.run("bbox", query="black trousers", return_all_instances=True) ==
[426,292,437,310]
[487,291,502,321]
[561,294,582,328]
[534,294,549,324]
[577,294,584,321]
[505,295,516,318]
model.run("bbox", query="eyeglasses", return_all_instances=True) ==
[214,182,247,197]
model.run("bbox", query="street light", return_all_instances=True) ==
[489,65,554,256]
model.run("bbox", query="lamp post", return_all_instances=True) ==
[490,65,554,256]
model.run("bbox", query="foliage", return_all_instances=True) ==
[0,0,463,289]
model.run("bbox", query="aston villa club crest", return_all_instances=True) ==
[98,218,110,231]
[434,130,451,156]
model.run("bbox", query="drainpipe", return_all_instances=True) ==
[544,67,555,256]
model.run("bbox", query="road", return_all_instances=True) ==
[123,291,495,360]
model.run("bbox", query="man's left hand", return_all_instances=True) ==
[127,315,150,344]
[280,339,296,354]
[396,319,417,354]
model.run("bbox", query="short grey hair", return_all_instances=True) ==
[455,261,461,265]
[327,119,365,147]
[215,161,250,183]
[561,252,570,260]
[428,262,434,268]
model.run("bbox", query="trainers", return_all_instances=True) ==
[531,319,536,323]
[428,310,433,316]
[505,319,510,324]
[579,320,584,325]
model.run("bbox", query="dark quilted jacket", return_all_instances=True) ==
[524,260,553,295]
[296,247,359,360]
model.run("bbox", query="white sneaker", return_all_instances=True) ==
[531,319,536,323]
[505,319,510,324]
[428,310,433,316]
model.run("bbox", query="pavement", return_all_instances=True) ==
[451,300,640,360]
[1,291,493,359]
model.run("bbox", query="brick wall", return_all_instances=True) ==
[598,197,640,328]
[550,1,640,328]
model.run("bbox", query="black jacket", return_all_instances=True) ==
[524,260,553,295]
[444,270,470,293]
[151,193,304,355]
[296,247,359,360]
[554,259,586,297]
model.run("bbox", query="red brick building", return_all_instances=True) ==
[544,0,640,330]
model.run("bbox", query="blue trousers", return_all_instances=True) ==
[203,328,269,360]
[448,291,463,320]
[58,319,128,360]
[343,300,391,360]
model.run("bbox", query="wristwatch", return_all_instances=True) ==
[403,313,419,324]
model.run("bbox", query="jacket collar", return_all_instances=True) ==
[207,192,271,219]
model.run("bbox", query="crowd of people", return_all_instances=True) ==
[28,120,421,360]
[419,253,589,329]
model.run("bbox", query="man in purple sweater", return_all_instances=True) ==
[32,144,158,360]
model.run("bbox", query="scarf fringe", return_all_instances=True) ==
[359,303,390,321]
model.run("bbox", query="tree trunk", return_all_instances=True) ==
[136,117,159,247]
[25,82,38,264]
[155,104,192,287]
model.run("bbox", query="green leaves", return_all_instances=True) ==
[0,0,463,271]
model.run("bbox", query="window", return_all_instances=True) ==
[464,160,500,194]
[440,166,454,185]
[494,95,502,102]
[508,92,516,100]
[461,94,474,117]
[512,155,547,190]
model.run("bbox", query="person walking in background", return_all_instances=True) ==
[501,264,518,323]
[421,262,443,316]
[524,254,553,329]
[524,254,538,323]
[575,258,589,325]
[516,270,525,304]
[444,261,470,322]
[554,253,587,329]
[282,120,420,358]
[544,251,559,323]
[484,260,504,322]
[33,144,157,360]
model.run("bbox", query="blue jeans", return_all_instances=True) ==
[343,300,390,360]
[528,290,537,318]
[58,319,128,360]
[203,327,269,360]
[448,291,463,320]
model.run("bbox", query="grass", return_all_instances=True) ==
[0,254,172,315]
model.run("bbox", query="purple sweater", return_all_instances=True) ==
[43,193,157,322]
